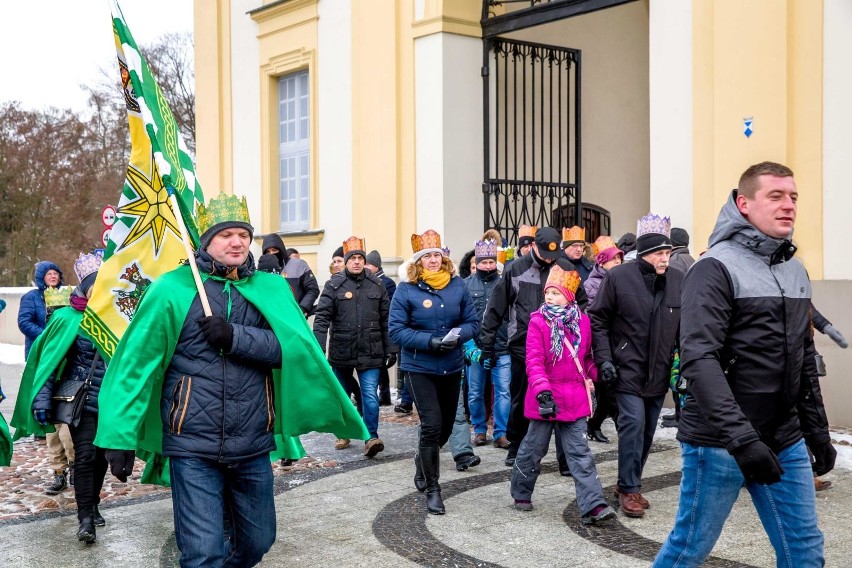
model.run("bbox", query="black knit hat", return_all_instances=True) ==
[616,232,637,253]
[332,246,344,259]
[257,253,281,274]
[366,250,382,268]
[671,228,690,247]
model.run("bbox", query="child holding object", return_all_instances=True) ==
[510,266,615,525]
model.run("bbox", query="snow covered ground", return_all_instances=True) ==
[0,343,23,366]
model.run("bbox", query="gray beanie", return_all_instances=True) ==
[366,250,382,268]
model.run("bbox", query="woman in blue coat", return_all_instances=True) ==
[389,230,479,515]
[18,261,64,359]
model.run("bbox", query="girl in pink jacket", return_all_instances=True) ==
[509,266,615,525]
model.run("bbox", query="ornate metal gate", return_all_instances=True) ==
[480,0,631,243]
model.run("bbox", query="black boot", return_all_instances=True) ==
[420,446,445,515]
[77,507,96,543]
[93,505,105,527]
[413,453,426,492]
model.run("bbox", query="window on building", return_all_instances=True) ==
[278,70,310,232]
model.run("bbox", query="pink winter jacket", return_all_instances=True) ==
[524,310,598,422]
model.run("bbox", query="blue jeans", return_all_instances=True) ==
[334,367,380,439]
[467,354,511,439]
[170,455,276,568]
[653,439,823,567]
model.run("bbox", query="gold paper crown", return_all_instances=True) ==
[545,266,581,294]
[343,236,366,256]
[411,230,442,254]
[196,193,251,236]
[561,226,585,244]
[592,235,618,257]
[44,286,72,308]
[518,225,538,239]
[496,246,515,265]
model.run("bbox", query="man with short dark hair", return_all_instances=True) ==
[654,162,834,566]
[588,214,683,518]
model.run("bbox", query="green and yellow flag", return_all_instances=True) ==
[82,1,204,359]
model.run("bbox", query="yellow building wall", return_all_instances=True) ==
[692,0,823,276]
[194,0,233,200]
[351,2,400,255]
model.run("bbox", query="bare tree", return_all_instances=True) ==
[0,32,196,286]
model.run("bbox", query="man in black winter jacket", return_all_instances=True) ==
[654,162,835,567]
[313,237,393,457]
[261,233,319,315]
[479,227,588,467]
[588,214,682,518]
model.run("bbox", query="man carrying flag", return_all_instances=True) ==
[88,5,367,566]
[95,194,367,566]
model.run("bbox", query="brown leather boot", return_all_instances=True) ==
[618,491,646,518]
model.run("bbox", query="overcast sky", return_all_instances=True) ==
[0,0,194,112]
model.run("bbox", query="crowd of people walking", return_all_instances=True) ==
[2,161,846,567]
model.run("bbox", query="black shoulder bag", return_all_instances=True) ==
[51,351,100,427]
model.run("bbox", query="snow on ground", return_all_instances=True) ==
[654,413,852,472]
[0,343,24,366]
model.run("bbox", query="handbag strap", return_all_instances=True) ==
[564,340,586,379]
[82,350,100,386]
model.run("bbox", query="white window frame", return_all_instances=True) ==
[278,70,310,232]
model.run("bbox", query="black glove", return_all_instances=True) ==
[810,441,837,476]
[198,316,234,352]
[536,391,558,420]
[105,449,136,482]
[480,351,497,370]
[257,253,281,274]
[384,353,397,369]
[731,440,784,485]
[600,361,618,385]
[429,336,459,352]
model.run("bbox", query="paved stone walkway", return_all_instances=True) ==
[1,412,850,567]
[2,354,851,567]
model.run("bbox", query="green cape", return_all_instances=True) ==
[0,413,11,466]
[93,265,368,485]
[10,308,83,441]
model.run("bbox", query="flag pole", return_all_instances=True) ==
[168,189,212,316]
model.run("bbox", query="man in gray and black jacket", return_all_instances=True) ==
[654,161,835,566]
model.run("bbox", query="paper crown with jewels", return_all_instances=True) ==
[544,266,582,298]
[44,286,72,308]
[73,253,103,284]
[592,235,618,257]
[497,246,515,265]
[636,213,671,238]
[411,230,444,261]
[342,236,366,261]
[196,193,253,245]
[517,225,537,248]
[474,239,498,260]
[592,235,623,265]
[561,225,586,246]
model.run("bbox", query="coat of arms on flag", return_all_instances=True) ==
[81,1,205,359]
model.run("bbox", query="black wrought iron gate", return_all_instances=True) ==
[482,37,582,245]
